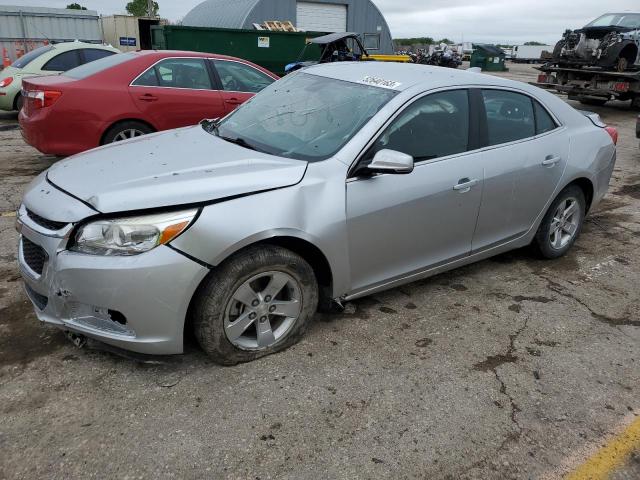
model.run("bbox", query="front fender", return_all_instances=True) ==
[170,161,351,298]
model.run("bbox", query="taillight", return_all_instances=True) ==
[26,90,62,109]
[612,82,629,93]
[0,76,13,88]
[604,126,618,145]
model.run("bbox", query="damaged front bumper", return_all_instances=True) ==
[15,203,209,355]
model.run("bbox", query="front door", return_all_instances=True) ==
[346,89,484,293]
[210,59,276,115]
[129,57,225,130]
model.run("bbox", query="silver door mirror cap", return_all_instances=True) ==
[368,149,414,174]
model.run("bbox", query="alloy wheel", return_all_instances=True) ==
[549,197,580,250]
[224,271,302,350]
[113,129,145,141]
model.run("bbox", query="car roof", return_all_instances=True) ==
[133,50,246,60]
[49,41,119,52]
[303,61,518,92]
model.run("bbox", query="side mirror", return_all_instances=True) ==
[367,149,414,174]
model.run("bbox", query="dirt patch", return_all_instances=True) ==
[0,299,65,367]
[415,338,432,348]
[0,266,21,283]
[615,183,640,200]
[512,295,554,304]
[473,353,518,372]
[591,312,640,327]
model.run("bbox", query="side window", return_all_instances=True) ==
[132,66,159,86]
[42,50,81,71]
[82,49,116,64]
[213,60,275,93]
[132,58,212,90]
[368,89,469,162]
[533,100,558,135]
[482,90,535,145]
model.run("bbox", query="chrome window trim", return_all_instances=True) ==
[347,84,565,179]
[129,56,214,91]
[211,58,277,94]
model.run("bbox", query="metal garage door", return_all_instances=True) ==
[296,2,347,33]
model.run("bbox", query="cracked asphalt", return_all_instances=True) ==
[0,63,639,479]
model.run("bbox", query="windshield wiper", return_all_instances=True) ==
[218,134,263,153]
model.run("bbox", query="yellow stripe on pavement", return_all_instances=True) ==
[565,416,640,480]
[1,211,16,217]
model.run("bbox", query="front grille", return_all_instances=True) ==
[26,209,68,231]
[24,283,48,310]
[21,237,47,275]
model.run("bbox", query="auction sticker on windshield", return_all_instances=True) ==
[360,75,402,89]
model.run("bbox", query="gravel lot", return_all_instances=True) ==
[0,63,638,479]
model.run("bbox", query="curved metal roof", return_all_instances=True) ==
[182,0,260,28]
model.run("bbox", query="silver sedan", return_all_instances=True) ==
[16,63,617,364]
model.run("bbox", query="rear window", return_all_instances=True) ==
[42,50,81,71]
[65,53,136,80]
[82,48,117,63]
[11,46,54,69]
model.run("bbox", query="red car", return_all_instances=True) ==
[19,51,278,156]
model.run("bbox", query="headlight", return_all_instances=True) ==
[71,209,198,256]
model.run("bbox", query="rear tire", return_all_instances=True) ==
[14,93,23,112]
[533,185,586,259]
[192,245,318,365]
[102,120,153,144]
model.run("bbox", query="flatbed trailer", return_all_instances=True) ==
[532,65,640,108]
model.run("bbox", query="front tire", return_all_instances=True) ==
[193,245,318,365]
[533,185,586,259]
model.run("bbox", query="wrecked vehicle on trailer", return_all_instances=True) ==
[551,12,640,72]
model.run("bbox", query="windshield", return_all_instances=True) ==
[586,13,640,29]
[11,45,54,69]
[212,72,397,161]
[65,52,135,79]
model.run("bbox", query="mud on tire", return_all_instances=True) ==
[192,245,318,365]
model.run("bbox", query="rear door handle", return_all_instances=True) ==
[139,94,158,102]
[453,178,479,193]
[542,155,561,167]
[225,98,242,105]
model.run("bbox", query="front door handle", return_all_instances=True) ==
[139,93,158,102]
[453,178,479,193]
[542,155,561,167]
[225,98,242,105]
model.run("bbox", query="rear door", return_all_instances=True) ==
[210,59,276,114]
[129,57,225,130]
[472,89,568,252]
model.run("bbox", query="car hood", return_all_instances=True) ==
[47,125,308,213]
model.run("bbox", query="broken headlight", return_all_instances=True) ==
[71,209,198,256]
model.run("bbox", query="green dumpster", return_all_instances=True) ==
[470,44,508,72]
[151,25,324,76]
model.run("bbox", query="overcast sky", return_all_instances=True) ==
[14,0,640,44]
